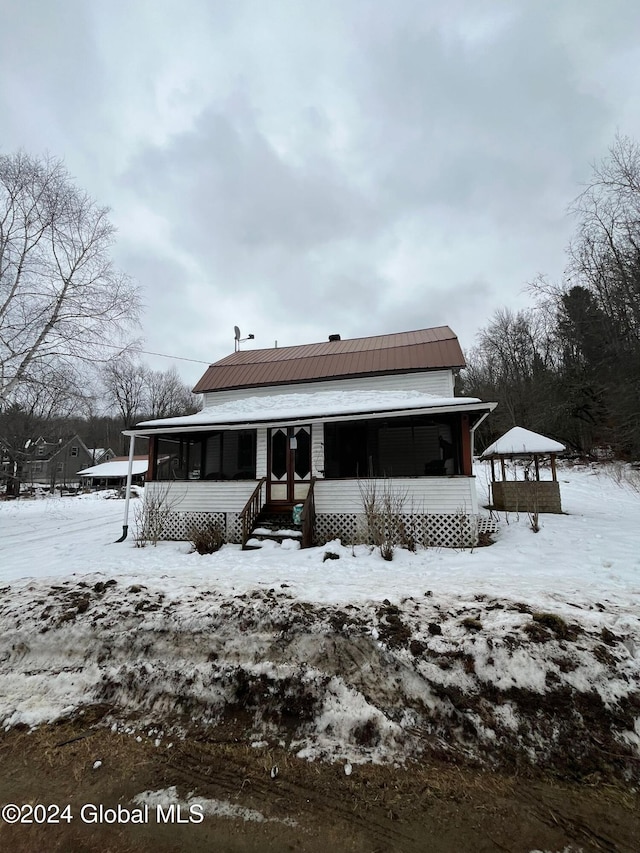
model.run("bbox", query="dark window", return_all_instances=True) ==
[271,429,287,480]
[294,428,311,478]
[237,431,256,475]
[324,415,460,478]
[156,431,256,481]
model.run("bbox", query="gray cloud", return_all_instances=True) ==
[2,0,640,378]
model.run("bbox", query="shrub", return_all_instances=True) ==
[133,483,178,546]
[358,479,407,561]
[189,521,225,555]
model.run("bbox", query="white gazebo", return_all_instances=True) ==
[481,427,566,513]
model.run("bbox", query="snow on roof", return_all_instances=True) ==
[134,389,488,431]
[78,459,148,478]
[481,427,566,458]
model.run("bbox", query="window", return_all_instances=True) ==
[57,463,64,473]
[324,415,460,478]
[70,446,79,457]
[155,431,257,481]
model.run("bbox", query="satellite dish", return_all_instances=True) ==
[234,326,241,341]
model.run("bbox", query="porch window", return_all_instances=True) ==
[203,430,256,480]
[154,431,256,481]
[324,414,461,478]
[156,436,203,481]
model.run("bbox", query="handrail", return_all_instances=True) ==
[301,477,317,548]
[240,477,266,549]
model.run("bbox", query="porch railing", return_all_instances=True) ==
[301,477,317,548]
[240,477,266,549]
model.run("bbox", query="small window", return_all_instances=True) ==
[37,446,46,456]
[70,446,79,457]
[57,462,64,472]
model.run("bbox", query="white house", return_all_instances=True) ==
[124,327,496,547]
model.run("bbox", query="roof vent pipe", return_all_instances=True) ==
[328,334,341,342]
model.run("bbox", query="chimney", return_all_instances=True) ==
[328,334,341,342]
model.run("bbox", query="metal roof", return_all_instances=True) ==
[193,327,465,393]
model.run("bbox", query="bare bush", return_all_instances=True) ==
[604,461,640,494]
[133,484,179,546]
[358,480,408,561]
[188,521,225,555]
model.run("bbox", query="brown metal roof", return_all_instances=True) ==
[192,326,466,393]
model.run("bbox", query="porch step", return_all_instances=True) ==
[248,509,302,547]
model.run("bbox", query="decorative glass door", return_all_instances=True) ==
[268,426,311,503]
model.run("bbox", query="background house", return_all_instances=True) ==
[20,436,113,488]
[127,327,496,547]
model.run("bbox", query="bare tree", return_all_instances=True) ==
[102,356,148,429]
[145,365,200,418]
[102,357,200,432]
[0,151,140,407]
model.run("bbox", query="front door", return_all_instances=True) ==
[268,425,312,504]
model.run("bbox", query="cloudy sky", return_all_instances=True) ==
[2,0,640,386]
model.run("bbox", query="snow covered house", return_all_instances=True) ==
[125,327,496,547]
[79,455,148,489]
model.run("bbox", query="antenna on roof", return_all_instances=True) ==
[234,326,255,352]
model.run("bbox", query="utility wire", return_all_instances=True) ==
[95,340,212,365]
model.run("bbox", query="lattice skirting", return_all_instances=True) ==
[476,515,499,535]
[160,511,242,543]
[157,510,495,548]
[314,512,485,548]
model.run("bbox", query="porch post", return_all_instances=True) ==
[147,435,157,482]
[116,433,136,542]
[460,414,472,476]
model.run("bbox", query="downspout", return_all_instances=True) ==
[115,433,136,542]
[469,411,492,461]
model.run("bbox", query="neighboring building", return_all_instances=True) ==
[126,327,496,547]
[79,456,148,489]
[88,447,116,465]
[21,436,111,488]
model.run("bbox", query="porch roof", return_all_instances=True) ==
[127,389,496,436]
[78,459,148,478]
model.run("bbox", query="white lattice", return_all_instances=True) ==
[315,512,481,548]
[159,510,487,549]
[161,511,226,541]
[226,513,243,544]
[476,515,499,535]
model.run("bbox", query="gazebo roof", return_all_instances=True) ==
[481,427,565,458]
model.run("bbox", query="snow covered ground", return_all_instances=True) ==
[0,461,639,775]
[1,461,638,611]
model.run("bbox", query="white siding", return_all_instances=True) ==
[314,477,478,515]
[311,423,325,477]
[145,480,258,512]
[202,370,454,408]
[256,428,268,478]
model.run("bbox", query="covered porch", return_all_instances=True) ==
[127,391,495,547]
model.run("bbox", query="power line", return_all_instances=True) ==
[96,341,211,365]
